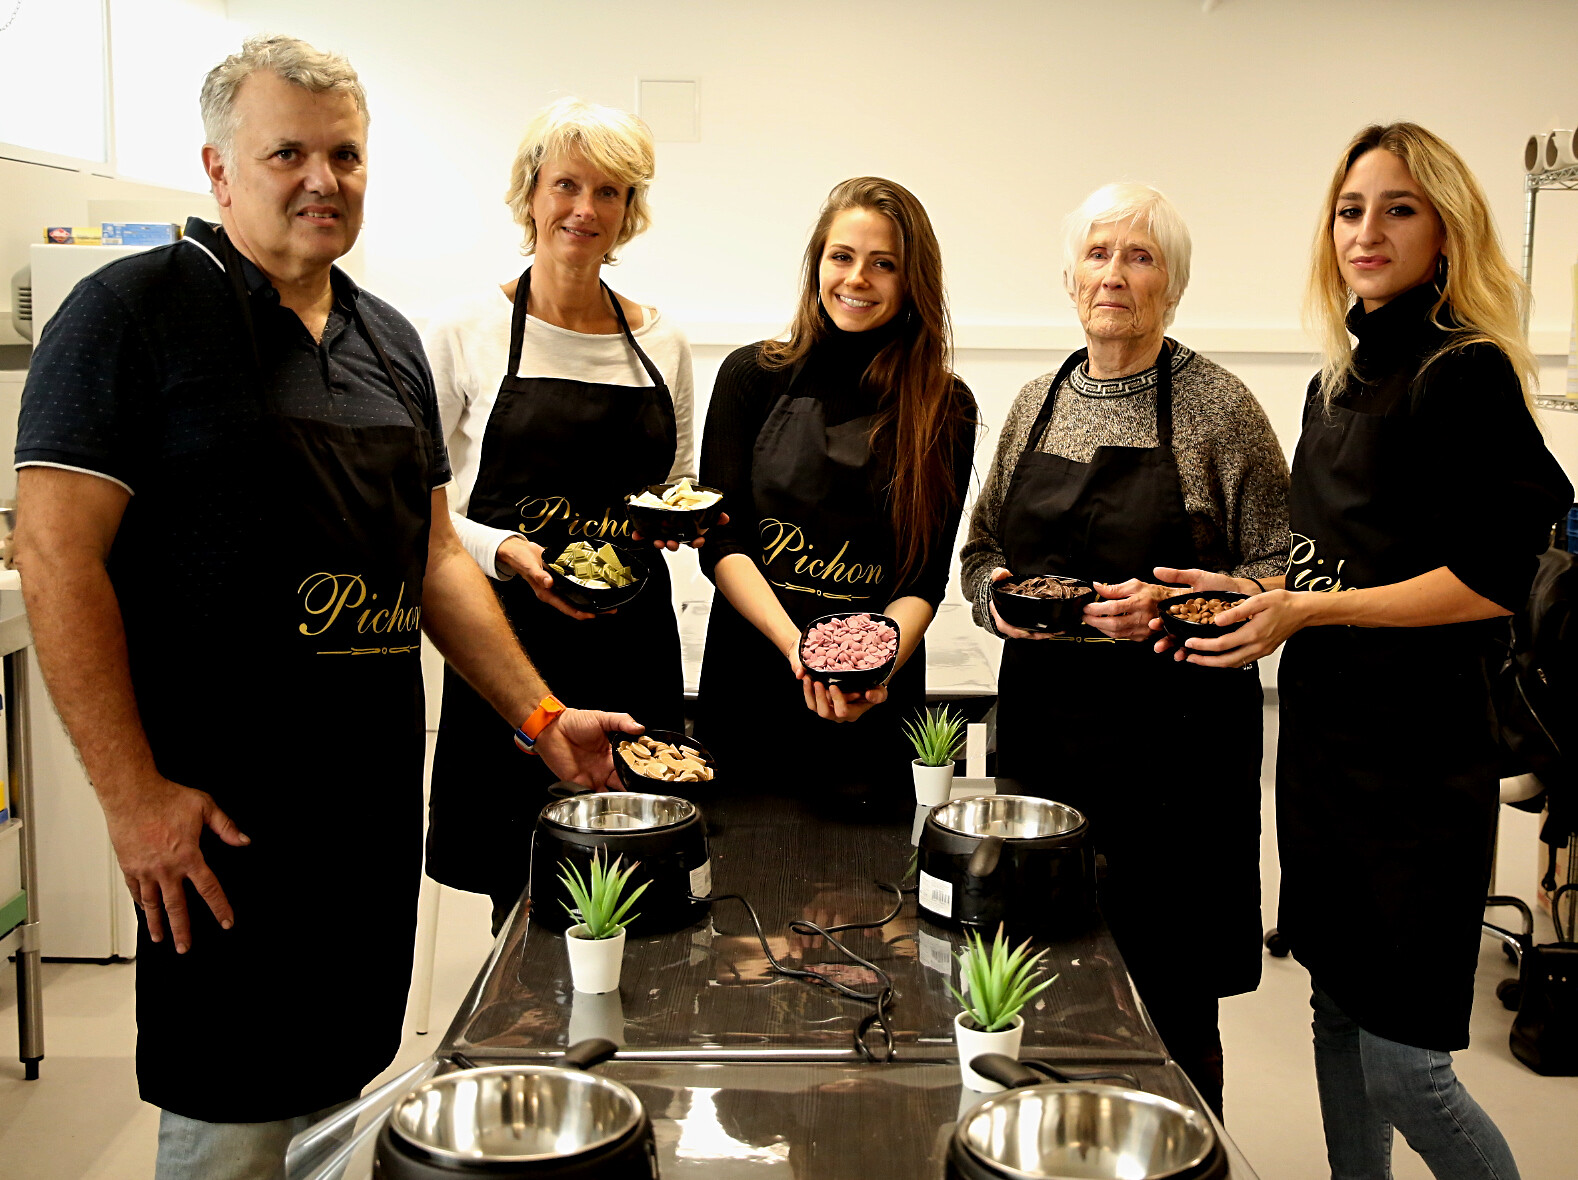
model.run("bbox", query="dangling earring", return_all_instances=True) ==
[1436,254,1449,285]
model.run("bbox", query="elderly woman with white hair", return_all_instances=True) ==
[960,183,1289,1115]
[424,98,696,931]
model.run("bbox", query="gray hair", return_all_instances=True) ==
[1062,183,1192,327]
[200,35,369,168]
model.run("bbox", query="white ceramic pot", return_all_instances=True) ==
[954,1011,1024,1091]
[912,760,955,808]
[565,924,625,994]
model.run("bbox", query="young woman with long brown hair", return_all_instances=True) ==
[1164,123,1571,1177]
[696,176,976,802]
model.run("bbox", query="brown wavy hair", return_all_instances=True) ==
[1305,122,1536,410]
[762,177,971,588]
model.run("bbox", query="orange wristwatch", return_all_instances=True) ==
[513,694,567,754]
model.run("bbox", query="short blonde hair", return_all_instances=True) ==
[505,98,655,264]
[1062,183,1192,327]
[201,35,367,170]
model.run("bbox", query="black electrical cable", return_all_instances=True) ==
[703,882,905,1063]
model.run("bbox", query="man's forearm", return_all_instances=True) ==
[16,532,158,809]
[421,536,550,726]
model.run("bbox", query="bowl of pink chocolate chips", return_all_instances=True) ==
[797,611,902,693]
[991,573,1096,633]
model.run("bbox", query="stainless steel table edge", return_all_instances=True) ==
[445,1045,1172,1065]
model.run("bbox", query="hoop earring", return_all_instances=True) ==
[1436,255,1449,284]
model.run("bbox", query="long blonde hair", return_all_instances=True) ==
[1304,122,1536,409]
[762,177,971,588]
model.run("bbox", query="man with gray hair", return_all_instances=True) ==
[14,34,640,1178]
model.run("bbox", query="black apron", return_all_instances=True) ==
[427,268,682,897]
[1278,389,1500,1050]
[697,356,924,804]
[129,232,431,1122]
[993,347,1263,999]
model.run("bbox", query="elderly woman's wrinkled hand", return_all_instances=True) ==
[1083,578,1171,641]
[988,567,1059,640]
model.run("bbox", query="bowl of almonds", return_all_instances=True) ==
[1158,591,1251,642]
[610,729,718,791]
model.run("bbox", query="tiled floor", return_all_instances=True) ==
[2,708,1576,1178]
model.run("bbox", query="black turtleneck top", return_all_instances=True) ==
[1308,282,1571,612]
[698,327,976,607]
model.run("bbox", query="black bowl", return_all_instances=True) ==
[797,611,901,693]
[1158,590,1250,642]
[546,544,649,614]
[609,729,718,792]
[990,575,1096,633]
[625,481,725,544]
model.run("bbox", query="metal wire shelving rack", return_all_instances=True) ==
[1522,163,1578,413]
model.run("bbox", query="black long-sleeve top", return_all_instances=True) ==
[699,330,976,609]
[1317,284,1572,612]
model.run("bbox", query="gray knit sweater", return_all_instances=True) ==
[960,343,1291,635]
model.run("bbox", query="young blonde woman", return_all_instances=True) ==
[1160,123,1571,1179]
[696,177,976,804]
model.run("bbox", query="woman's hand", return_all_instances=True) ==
[635,512,731,551]
[496,535,597,620]
[1083,579,1172,641]
[987,568,1058,640]
[788,653,889,722]
[1146,566,1259,656]
[1164,588,1310,668]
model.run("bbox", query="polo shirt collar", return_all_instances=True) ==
[182,216,361,307]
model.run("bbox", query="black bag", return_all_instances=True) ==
[1491,547,1578,889]
[1509,884,1578,1076]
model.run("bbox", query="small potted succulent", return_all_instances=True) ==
[904,705,966,807]
[559,849,650,994]
[950,924,1056,1091]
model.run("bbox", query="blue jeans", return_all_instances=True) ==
[1310,985,1520,1180]
[156,1102,348,1180]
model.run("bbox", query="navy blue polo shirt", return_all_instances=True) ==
[16,217,450,493]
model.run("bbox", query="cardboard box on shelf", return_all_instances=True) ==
[43,226,101,245]
[100,222,180,246]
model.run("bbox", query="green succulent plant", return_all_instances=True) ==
[903,706,966,768]
[949,925,1057,1033]
[558,849,650,940]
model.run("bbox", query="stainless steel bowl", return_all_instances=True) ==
[932,795,1085,841]
[542,793,695,833]
[388,1065,644,1163]
[958,1084,1216,1179]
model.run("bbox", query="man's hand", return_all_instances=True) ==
[1082,578,1172,641]
[496,535,596,620]
[535,708,644,790]
[103,777,250,953]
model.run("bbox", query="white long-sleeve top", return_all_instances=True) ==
[424,287,695,578]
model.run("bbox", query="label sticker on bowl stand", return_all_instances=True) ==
[917,928,954,975]
[918,870,953,918]
[689,860,712,899]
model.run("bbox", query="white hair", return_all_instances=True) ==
[200,35,368,170]
[1062,183,1192,327]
